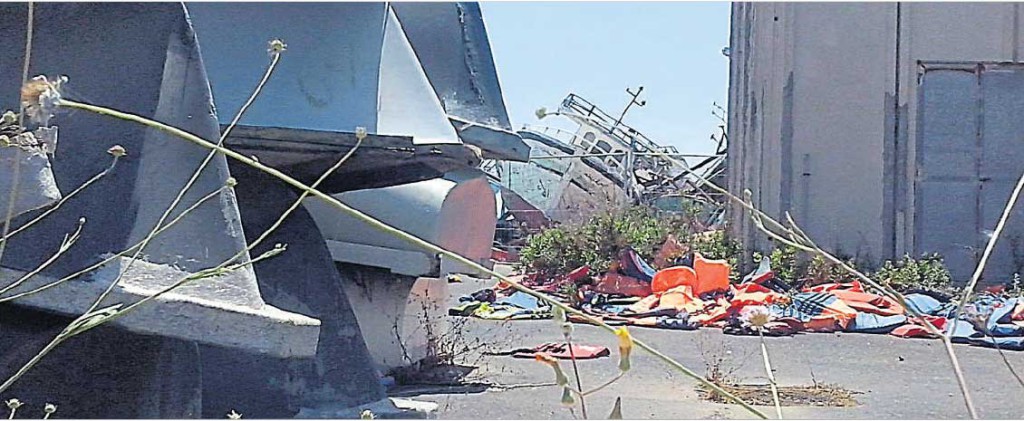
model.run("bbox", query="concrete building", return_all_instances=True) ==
[728,2,1024,283]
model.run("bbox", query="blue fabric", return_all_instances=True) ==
[904,294,942,315]
[933,302,959,319]
[968,336,1024,351]
[848,313,908,334]
[984,299,1024,337]
[946,305,1024,349]
[631,251,658,279]
[495,291,544,310]
[946,319,982,343]
[967,294,1009,318]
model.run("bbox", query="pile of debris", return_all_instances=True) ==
[453,237,1024,351]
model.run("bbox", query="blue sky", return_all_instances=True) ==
[481,2,731,156]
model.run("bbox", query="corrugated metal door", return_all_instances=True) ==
[917,64,1024,283]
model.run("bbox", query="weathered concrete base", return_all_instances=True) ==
[199,162,386,418]
[326,241,437,277]
[297,397,439,419]
[0,305,202,418]
[0,260,321,358]
[337,264,448,372]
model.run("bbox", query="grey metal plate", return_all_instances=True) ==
[918,64,1024,283]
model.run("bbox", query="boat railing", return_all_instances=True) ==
[521,125,630,176]
[559,94,679,155]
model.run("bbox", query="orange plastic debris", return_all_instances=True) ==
[692,251,733,295]
[831,290,905,317]
[592,272,653,297]
[692,253,731,295]
[804,281,865,293]
[729,282,786,310]
[802,299,858,332]
[627,294,661,314]
[659,285,705,313]
[650,253,731,295]
[650,266,698,294]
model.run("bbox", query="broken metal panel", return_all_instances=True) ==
[555,94,696,201]
[490,129,625,224]
[222,125,481,194]
[378,5,461,145]
[497,94,712,221]
[0,2,318,357]
[488,137,570,220]
[392,2,530,161]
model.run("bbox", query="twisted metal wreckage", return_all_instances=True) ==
[485,91,727,245]
[0,2,715,418]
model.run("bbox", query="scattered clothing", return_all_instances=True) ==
[890,316,949,338]
[460,288,496,303]
[619,248,657,281]
[776,292,857,332]
[591,272,653,297]
[849,313,908,334]
[510,342,611,360]
[496,291,543,310]
[450,244,1024,352]
[904,293,942,315]
[742,257,794,293]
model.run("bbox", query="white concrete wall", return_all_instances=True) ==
[338,270,448,372]
[729,3,1024,276]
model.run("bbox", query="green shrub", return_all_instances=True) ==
[576,206,673,268]
[518,206,742,279]
[803,254,860,287]
[517,227,596,275]
[873,253,957,295]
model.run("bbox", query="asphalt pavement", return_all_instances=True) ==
[391,277,1024,419]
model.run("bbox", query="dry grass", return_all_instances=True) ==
[698,382,860,408]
